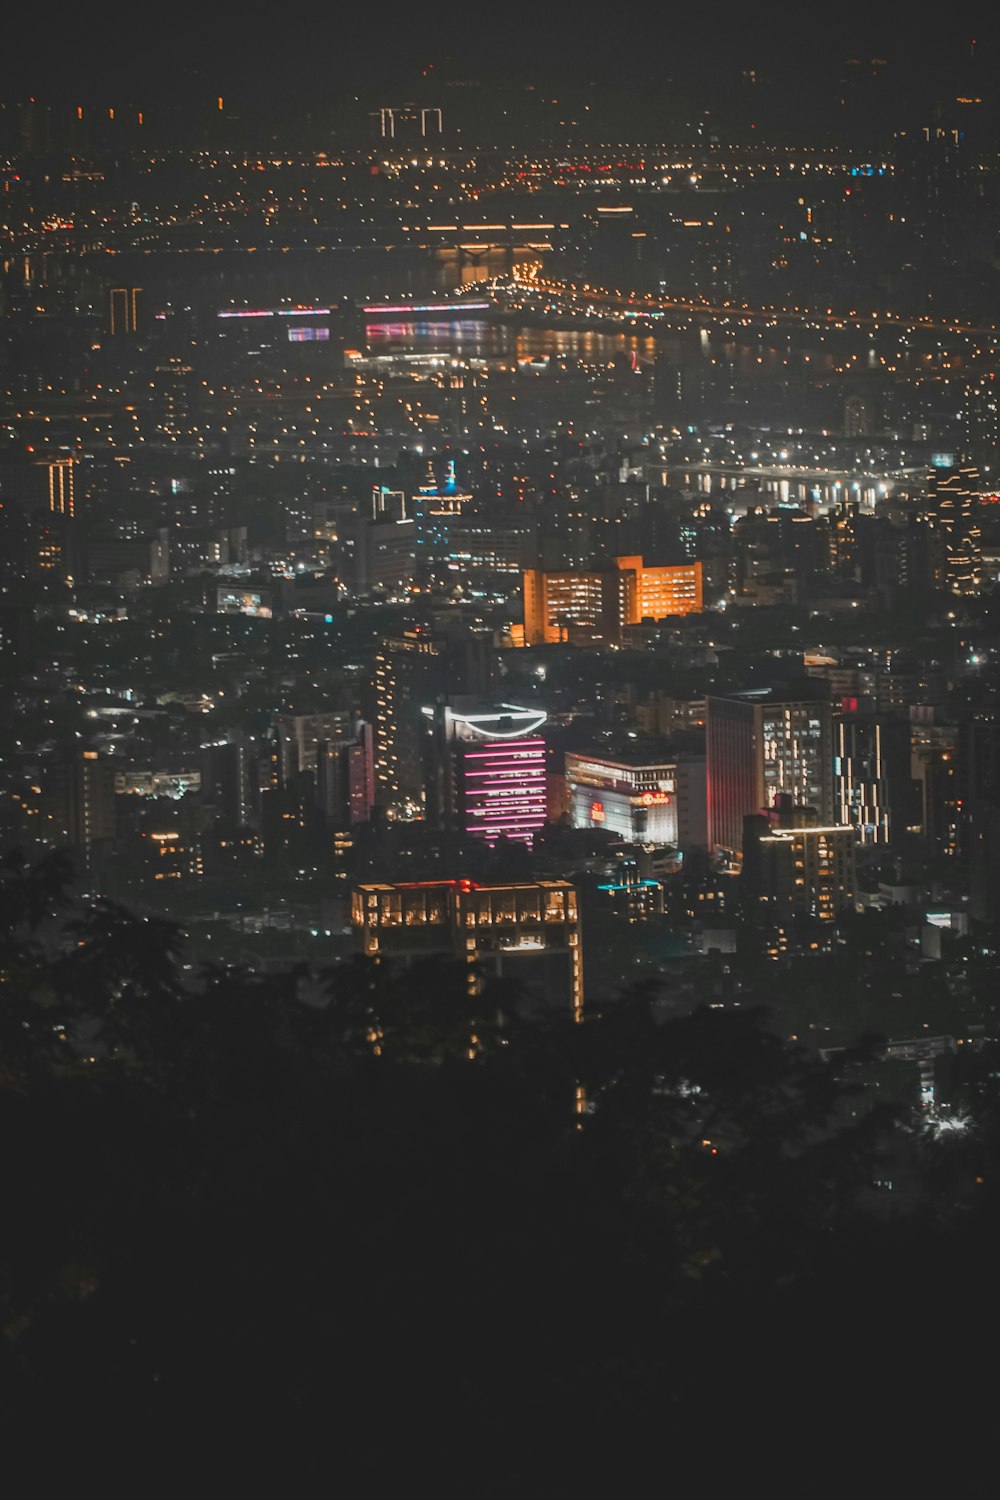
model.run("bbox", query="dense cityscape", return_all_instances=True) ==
[2,15,1000,1490]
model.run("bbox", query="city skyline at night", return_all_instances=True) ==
[3,10,1000,1489]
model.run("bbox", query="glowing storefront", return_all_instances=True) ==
[565,752,678,845]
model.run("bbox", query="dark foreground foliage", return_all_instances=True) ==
[1,850,998,1494]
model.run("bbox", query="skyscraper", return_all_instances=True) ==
[316,724,375,829]
[200,735,255,829]
[412,459,473,588]
[109,287,141,337]
[742,798,857,927]
[927,463,982,593]
[424,702,548,846]
[707,692,833,856]
[277,710,361,781]
[373,625,494,813]
[44,748,116,869]
[834,717,890,845]
[46,456,75,518]
[353,487,416,595]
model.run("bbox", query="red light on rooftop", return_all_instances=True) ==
[395,880,459,890]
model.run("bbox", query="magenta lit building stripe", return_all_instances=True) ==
[459,737,547,845]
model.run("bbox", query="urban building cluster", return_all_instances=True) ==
[1,61,999,1054]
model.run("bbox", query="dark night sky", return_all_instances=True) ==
[3,2,1000,108]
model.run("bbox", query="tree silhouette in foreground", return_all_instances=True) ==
[1,852,998,1494]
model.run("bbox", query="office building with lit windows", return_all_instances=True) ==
[926,463,982,593]
[412,459,473,586]
[45,456,75,518]
[352,878,582,1020]
[523,556,703,645]
[353,487,416,595]
[0,452,77,528]
[373,626,494,812]
[109,286,141,336]
[707,692,833,856]
[834,717,890,844]
[43,748,116,869]
[742,799,857,925]
[275,711,375,827]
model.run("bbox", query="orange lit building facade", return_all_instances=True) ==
[523,556,702,645]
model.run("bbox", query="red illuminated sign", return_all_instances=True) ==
[590,801,606,823]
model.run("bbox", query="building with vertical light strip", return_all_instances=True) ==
[834,717,890,844]
[352,878,582,1021]
[374,627,495,813]
[46,457,75,518]
[424,702,548,846]
[707,692,833,857]
[43,748,116,870]
[109,287,141,336]
[0,452,75,516]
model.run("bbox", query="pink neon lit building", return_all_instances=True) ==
[423,703,548,846]
[460,736,547,844]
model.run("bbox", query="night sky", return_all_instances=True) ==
[5,3,1000,106]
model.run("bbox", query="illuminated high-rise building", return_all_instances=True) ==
[137,827,205,885]
[707,692,833,857]
[315,728,375,829]
[742,798,857,927]
[275,710,375,827]
[963,377,999,465]
[0,452,76,518]
[424,702,547,847]
[44,748,116,868]
[412,459,473,587]
[353,487,416,595]
[352,878,582,1020]
[522,556,702,645]
[375,630,441,809]
[200,735,255,829]
[834,717,890,845]
[109,286,141,336]
[373,105,443,143]
[0,453,79,586]
[373,626,494,812]
[277,710,360,780]
[926,463,982,593]
[46,456,75,518]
